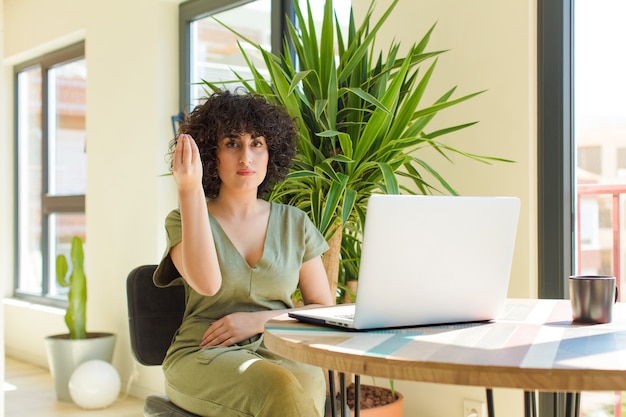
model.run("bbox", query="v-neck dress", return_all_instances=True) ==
[153,202,329,417]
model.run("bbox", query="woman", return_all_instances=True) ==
[153,90,334,417]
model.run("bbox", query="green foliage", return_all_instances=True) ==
[56,236,87,339]
[204,0,510,293]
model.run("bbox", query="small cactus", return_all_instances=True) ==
[56,236,87,339]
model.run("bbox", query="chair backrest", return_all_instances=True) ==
[126,264,186,366]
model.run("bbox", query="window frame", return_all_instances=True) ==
[177,0,292,115]
[13,41,86,308]
[537,1,574,415]
[537,0,574,300]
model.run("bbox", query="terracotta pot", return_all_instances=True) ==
[351,391,403,417]
[346,384,404,417]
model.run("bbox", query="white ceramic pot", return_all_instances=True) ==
[44,332,116,402]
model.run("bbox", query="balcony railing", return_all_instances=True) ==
[576,183,626,295]
[576,183,626,417]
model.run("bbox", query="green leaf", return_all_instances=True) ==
[320,175,348,236]
[342,189,357,225]
[377,162,400,194]
[56,255,69,287]
[202,0,512,296]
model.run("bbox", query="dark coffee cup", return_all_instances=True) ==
[569,275,618,324]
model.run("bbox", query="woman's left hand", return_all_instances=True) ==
[200,312,267,347]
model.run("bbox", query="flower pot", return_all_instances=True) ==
[351,392,403,417]
[44,332,116,402]
[345,383,404,417]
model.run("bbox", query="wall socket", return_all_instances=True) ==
[463,399,486,417]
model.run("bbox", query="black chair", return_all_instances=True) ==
[126,264,199,417]
[126,264,347,417]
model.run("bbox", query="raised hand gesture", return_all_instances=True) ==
[172,134,203,194]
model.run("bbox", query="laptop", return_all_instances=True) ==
[289,194,520,330]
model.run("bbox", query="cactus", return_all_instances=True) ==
[55,236,87,339]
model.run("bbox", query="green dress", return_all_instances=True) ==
[153,202,329,417]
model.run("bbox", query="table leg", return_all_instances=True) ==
[565,393,573,417]
[565,392,580,417]
[328,370,337,417]
[328,371,358,417]
[524,391,537,417]
[354,375,361,417]
[486,388,495,417]
[340,372,347,417]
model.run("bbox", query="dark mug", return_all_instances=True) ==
[569,275,619,324]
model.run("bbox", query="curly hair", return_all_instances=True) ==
[168,90,298,199]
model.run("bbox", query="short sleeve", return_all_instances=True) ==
[301,210,329,262]
[153,209,185,288]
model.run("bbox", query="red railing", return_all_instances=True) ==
[576,183,626,417]
[576,183,625,296]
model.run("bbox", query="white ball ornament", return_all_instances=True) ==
[68,360,121,409]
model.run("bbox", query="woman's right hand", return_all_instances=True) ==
[170,133,223,296]
[172,134,203,193]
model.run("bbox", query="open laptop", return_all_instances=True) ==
[289,194,520,330]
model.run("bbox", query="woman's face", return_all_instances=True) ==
[216,132,269,194]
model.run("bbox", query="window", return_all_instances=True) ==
[187,0,272,108]
[178,0,351,116]
[577,145,602,175]
[14,42,86,306]
[617,148,626,177]
[539,0,626,415]
[179,0,278,115]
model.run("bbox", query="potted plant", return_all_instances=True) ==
[203,1,511,412]
[205,0,509,300]
[344,381,403,417]
[203,1,511,413]
[44,236,116,402]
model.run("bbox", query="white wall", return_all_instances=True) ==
[1,1,536,416]
[2,0,180,400]
[364,0,537,301]
[360,1,536,416]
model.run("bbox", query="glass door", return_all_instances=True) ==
[574,1,626,416]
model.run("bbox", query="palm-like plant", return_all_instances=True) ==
[204,0,509,300]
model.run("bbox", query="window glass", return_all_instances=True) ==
[49,60,87,195]
[186,0,352,106]
[14,43,86,305]
[48,213,86,298]
[189,0,271,104]
[617,148,626,177]
[574,2,626,414]
[577,145,602,176]
[16,67,43,295]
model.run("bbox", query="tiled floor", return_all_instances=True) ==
[4,356,144,417]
